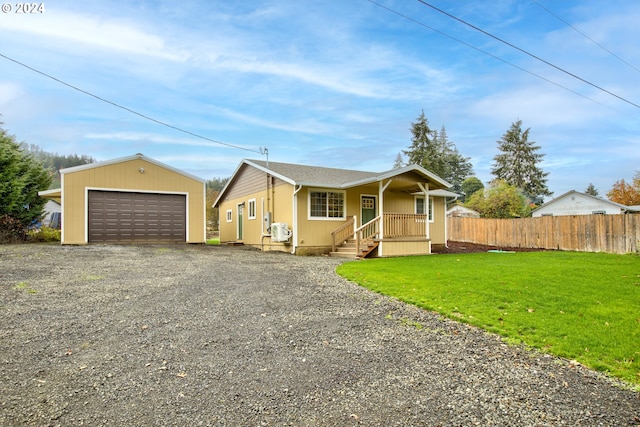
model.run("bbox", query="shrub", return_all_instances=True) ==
[27,226,61,243]
[0,214,27,243]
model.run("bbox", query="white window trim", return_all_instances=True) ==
[226,209,233,222]
[414,195,435,222]
[248,198,257,220]
[308,188,346,221]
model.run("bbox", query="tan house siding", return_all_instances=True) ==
[219,181,449,254]
[382,191,413,213]
[430,196,447,245]
[219,178,294,251]
[380,240,431,257]
[295,187,345,253]
[61,158,205,244]
[215,160,452,257]
[223,164,290,201]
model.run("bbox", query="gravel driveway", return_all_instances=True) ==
[1,244,638,426]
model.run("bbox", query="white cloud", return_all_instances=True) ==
[0,10,187,61]
[84,131,259,152]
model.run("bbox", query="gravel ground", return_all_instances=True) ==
[0,244,638,426]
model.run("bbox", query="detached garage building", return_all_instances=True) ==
[39,153,206,245]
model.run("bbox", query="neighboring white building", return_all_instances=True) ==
[531,190,640,217]
[43,200,61,227]
[447,204,480,218]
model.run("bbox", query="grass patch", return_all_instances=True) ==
[82,274,105,281]
[337,251,640,387]
[206,238,220,245]
[12,282,37,294]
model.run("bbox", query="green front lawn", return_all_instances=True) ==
[336,251,640,388]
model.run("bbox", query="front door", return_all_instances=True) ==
[237,203,244,240]
[361,195,377,225]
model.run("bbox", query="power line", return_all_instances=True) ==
[0,52,262,154]
[414,0,640,110]
[367,0,608,108]
[531,0,640,74]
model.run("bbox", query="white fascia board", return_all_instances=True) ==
[60,153,205,183]
[242,159,297,185]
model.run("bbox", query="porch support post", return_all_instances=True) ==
[379,179,392,256]
[417,182,430,240]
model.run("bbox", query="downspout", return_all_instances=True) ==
[260,197,271,251]
[444,194,458,248]
[261,172,274,251]
[291,184,302,254]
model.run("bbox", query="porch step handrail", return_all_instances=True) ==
[331,216,355,252]
[355,215,381,255]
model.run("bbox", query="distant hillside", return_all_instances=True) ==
[21,144,95,189]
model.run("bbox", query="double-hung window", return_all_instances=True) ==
[309,190,345,220]
[248,199,257,220]
[415,196,434,222]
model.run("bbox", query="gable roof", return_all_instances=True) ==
[59,153,206,183]
[531,190,640,213]
[245,159,378,187]
[215,159,452,206]
[245,159,451,188]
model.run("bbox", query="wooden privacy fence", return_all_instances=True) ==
[448,214,640,254]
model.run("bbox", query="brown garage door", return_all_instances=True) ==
[88,191,186,243]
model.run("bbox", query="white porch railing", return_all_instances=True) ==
[331,213,428,253]
[383,213,428,238]
[354,215,380,254]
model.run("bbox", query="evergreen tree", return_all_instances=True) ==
[491,120,551,201]
[22,144,94,189]
[205,177,230,230]
[460,176,484,202]
[392,153,404,169]
[585,183,599,197]
[436,126,473,194]
[0,126,52,234]
[403,110,439,172]
[402,111,473,193]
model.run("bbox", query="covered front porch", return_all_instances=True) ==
[326,166,454,258]
[330,213,432,258]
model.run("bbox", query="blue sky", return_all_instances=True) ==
[1,0,639,199]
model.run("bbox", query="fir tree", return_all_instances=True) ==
[0,126,52,232]
[491,120,551,200]
[392,153,404,169]
[585,183,599,196]
[402,111,473,193]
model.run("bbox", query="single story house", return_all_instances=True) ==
[39,153,206,244]
[531,190,640,217]
[214,159,454,257]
